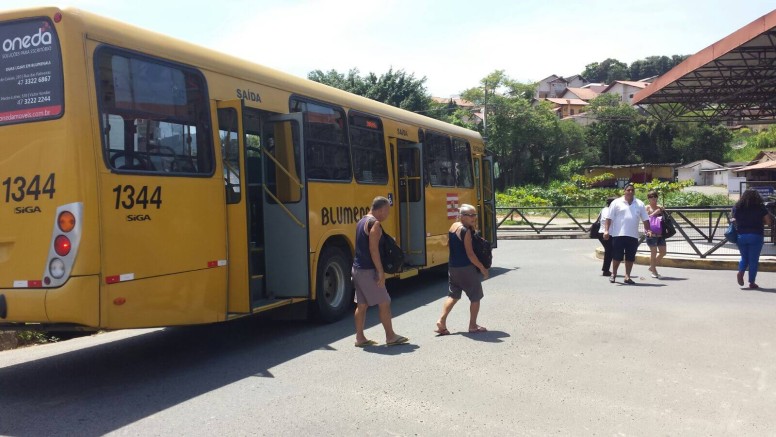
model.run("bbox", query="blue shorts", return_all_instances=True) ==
[612,236,639,262]
[645,236,666,247]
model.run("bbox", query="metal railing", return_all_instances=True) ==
[496,205,776,258]
[652,207,776,258]
[496,206,599,234]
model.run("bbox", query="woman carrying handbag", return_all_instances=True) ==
[733,189,772,289]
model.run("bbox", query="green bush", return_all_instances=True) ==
[496,178,730,208]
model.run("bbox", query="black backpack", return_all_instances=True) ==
[367,220,404,274]
[468,228,493,269]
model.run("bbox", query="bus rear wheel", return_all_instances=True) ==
[314,246,353,322]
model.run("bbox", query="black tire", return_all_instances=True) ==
[314,246,354,322]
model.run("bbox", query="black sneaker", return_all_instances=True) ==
[602,271,612,276]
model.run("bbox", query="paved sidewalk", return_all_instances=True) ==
[497,221,776,271]
[594,245,776,272]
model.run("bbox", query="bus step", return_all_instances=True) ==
[250,297,305,314]
[250,246,265,253]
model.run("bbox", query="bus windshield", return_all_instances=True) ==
[0,17,64,125]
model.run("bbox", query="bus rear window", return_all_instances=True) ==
[0,17,64,125]
[94,48,213,175]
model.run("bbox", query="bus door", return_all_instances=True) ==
[482,155,497,247]
[262,114,309,298]
[216,100,250,314]
[397,140,427,266]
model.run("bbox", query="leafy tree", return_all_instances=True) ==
[634,118,680,163]
[581,58,629,84]
[307,67,431,113]
[307,68,366,94]
[585,94,642,165]
[673,123,733,163]
[628,55,689,80]
[458,71,595,187]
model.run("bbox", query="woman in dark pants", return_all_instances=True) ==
[597,197,616,276]
[733,189,772,289]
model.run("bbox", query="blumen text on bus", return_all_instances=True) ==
[321,206,370,226]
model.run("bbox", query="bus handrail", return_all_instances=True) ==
[261,147,304,190]
[262,186,306,229]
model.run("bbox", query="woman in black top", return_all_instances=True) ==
[733,189,772,289]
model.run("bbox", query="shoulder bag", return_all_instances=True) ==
[469,228,493,269]
[589,214,601,239]
[661,214,677,238]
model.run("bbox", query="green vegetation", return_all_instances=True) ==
[496,174,730,208]
[582,55,689,83]
[15,330,58,346]
[726,126,776,162]
[307,67,431,113]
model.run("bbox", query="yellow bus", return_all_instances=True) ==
[0,7,496,330]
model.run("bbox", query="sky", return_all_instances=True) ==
[3,0,775,97]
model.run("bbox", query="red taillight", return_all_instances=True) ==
[58,211,76,232]
[54,12,62,23]
[54,235,71,256]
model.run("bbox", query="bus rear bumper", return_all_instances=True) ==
[0,275,100,329]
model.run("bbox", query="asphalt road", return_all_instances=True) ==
[1,240,776,436]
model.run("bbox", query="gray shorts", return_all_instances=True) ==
[448,264,484,302]
[352,267,391,306]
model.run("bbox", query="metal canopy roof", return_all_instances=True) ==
[633,9,776,123]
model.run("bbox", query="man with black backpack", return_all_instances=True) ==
[435,204,489,336]
[352,196,409,347]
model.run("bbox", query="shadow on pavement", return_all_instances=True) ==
[459,330,510,343]
[614,282,667,287]
[361,343,419,356]
[486,266,516,280]
[743,287,776,293]
[0,270,450,436]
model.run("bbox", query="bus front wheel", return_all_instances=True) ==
[314,246,354,322]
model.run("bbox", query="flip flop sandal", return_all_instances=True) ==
[355,339,378,347]
[387,336,409,346]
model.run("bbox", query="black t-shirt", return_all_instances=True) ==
[734,205,768,235]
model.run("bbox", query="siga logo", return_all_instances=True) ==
[15,206,42,214]
[3,28,53,52]
[127,214,151,222]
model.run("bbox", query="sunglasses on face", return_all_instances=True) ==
[625,189,634,192]
[462,213,478,217]
[648,195,657,199]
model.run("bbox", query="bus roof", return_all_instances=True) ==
[22,6,483,143]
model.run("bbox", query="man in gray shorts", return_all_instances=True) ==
[352,196,408,347]
[435,204,489,335]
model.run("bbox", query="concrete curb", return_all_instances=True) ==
[594,246,776,272]
[499,233,588,240]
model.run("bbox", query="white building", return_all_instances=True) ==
[601,80,650,105]
[676,160,724,185]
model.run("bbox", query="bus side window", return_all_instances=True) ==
[453,138,474,188]
[218,107,241,204]
[95,48,213,176]
[349,112,387,184]
[425,131,454,187]
[290,98,350,182]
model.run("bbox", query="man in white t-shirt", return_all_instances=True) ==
[603,184,650,284]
